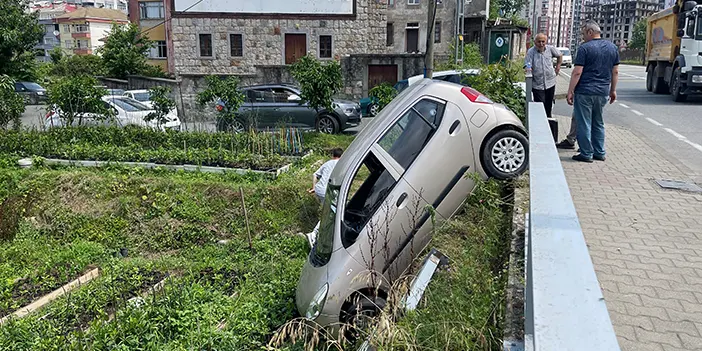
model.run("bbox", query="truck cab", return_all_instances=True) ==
[646,0,702,101]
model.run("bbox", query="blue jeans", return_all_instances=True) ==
[573,94,608,159]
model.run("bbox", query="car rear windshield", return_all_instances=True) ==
[132,92,151,101]
[109,98,151,112]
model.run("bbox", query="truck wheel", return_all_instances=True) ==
[671,68,687,102]
[652,65,669,94]
[646,66,654,92]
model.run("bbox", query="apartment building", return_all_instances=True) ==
[54,7,128,55]
[570,0,583,52]
[582,0,659,47]
[30,3,79,62]
[128,0,169,72]
[64,0,127,13]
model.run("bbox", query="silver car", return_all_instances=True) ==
[296,79,528,330]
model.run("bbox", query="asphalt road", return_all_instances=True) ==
[553,64,702,182]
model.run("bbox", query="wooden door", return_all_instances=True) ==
[285,34,307,64]
[368,65,398,90]
[406,29,419,53]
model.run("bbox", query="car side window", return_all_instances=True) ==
[14,83,24,92]
[377,99,445,170]
[259,90,276,103]
[342,151,398,248]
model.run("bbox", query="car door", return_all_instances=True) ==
[379,97,475,276]
[339,147,428,282]
[273,87,317,128]
[251,89,279,128]
[236,89,257,128]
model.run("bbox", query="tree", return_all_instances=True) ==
[0,0,45,79]
[145,86,176,127]
[0,75,25,129]
[47,75,113,126]
[629,19,647,51]
[196,75,245,130]
[97,23,153,79]
[48,47,64,63]
[439,41,484,70]
[491,0,527,19]
[289,55,343,112]
[51,54,107,77]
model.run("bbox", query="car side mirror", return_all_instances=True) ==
[678,29,685,37]
[683,0,697,11]
[288,94,301,101]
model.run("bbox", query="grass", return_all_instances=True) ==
[0,126,513,351]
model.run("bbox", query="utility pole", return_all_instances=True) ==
[425,0,437,78]
[556,0,564,46]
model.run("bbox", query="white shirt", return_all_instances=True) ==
[314,159,338,198]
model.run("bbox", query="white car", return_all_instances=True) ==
[402,69,527,97]
[556,47,573,68]
[45,95,181,131]
[123,89,154,108]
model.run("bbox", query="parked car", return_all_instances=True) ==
[123,89,154,108]
[14,81,47,105]
[94,86,126,97]
[45,95,181,131]
[216,84,362,134]
[296,79,528,331]
[555,47,573,68]
[360,69,480,117]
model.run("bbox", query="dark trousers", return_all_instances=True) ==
[533,85,556,118]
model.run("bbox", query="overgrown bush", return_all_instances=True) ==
[47,75,112,126]
[145,86,176,126]
[0,75,24,130]
[466,61,526,122]
[289,55,342,112]
[196,75,246,130]
[438,41,484,70]
[368,83,397,112]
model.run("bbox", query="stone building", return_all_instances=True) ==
[167,0,388,76]
[385,0,456,57]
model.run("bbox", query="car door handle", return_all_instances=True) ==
[449,120,460,134]
[396,192,408,207]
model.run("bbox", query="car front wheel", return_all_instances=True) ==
[316,115,339,134]
[482,129,529,180]
[368,103,379,117]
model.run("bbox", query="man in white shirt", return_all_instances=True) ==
[303,148,343,247]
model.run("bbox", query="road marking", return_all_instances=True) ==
[683,139,702,153]
[621,72,645,80]
[618,103,630,108]
[664,128,687,140]
[645,117,663,126]
[631,109,644,116]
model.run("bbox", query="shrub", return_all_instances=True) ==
[145,86,176,126]
[0,75,24,130]
[466,61,526,122]
[368,83,397,112]
[47,75,112,126]
[289,55,342,112]
[196,75,246,128]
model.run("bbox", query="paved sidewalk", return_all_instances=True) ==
[554,115,702,351]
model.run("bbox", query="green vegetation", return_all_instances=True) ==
[0,75,25,129]
[46,76,112,126]
[467,61,527,122]
[289,55,343,112]
[368,83,398,112]
[0,0,44,81]
[145,86,177,126]
[97,23,154,79]
[0,126,307,169]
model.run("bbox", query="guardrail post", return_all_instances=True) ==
[525,73,533,125]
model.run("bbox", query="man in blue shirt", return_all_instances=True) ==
[566,20,620,162]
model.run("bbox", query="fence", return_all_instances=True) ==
[522,74,621,351]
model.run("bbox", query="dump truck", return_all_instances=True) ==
[645,0,702,101]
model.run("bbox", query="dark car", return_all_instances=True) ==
[14,82,47,105]
[216,84,362,134]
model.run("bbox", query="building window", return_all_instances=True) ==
[386,22,394,46]
[63,24,71,32]
[388,0,394,6]
[74,24,89,33]
[198,33,213,57]
[624,32,628,39]
[408,0,419,4]
[139,1,165,19]
[54,24,59,31]
[75,40,89,49]
[319,35,332,58]
[149,40,167,58]
[434,21,441,43]
[230,33,243,57]
[64,40,73,48]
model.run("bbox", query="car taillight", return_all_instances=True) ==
[461,86,494,104]
[216,105,224,112]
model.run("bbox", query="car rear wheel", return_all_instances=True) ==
[316,115,339,134]
[217,118,245,133]
[482,129,529,180]
[368,103,379,117]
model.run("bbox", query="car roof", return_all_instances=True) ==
[406,69,481,85]
[328,79,466,187]
[124,89,149,94]
[242,83,300,90]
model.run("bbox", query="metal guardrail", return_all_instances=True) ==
[523,76,621,351]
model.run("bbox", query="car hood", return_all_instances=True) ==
[334,99,358,106]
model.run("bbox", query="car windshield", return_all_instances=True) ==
[697,15,702,38]
[24,82,44,90]
[132,92,151,101]
[108,98,151,112]
[310,184,340,267]
[560,49,570,56]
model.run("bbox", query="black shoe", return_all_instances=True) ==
[556,140,575,149]
[594,155,606,161]
[572,154,593,163]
